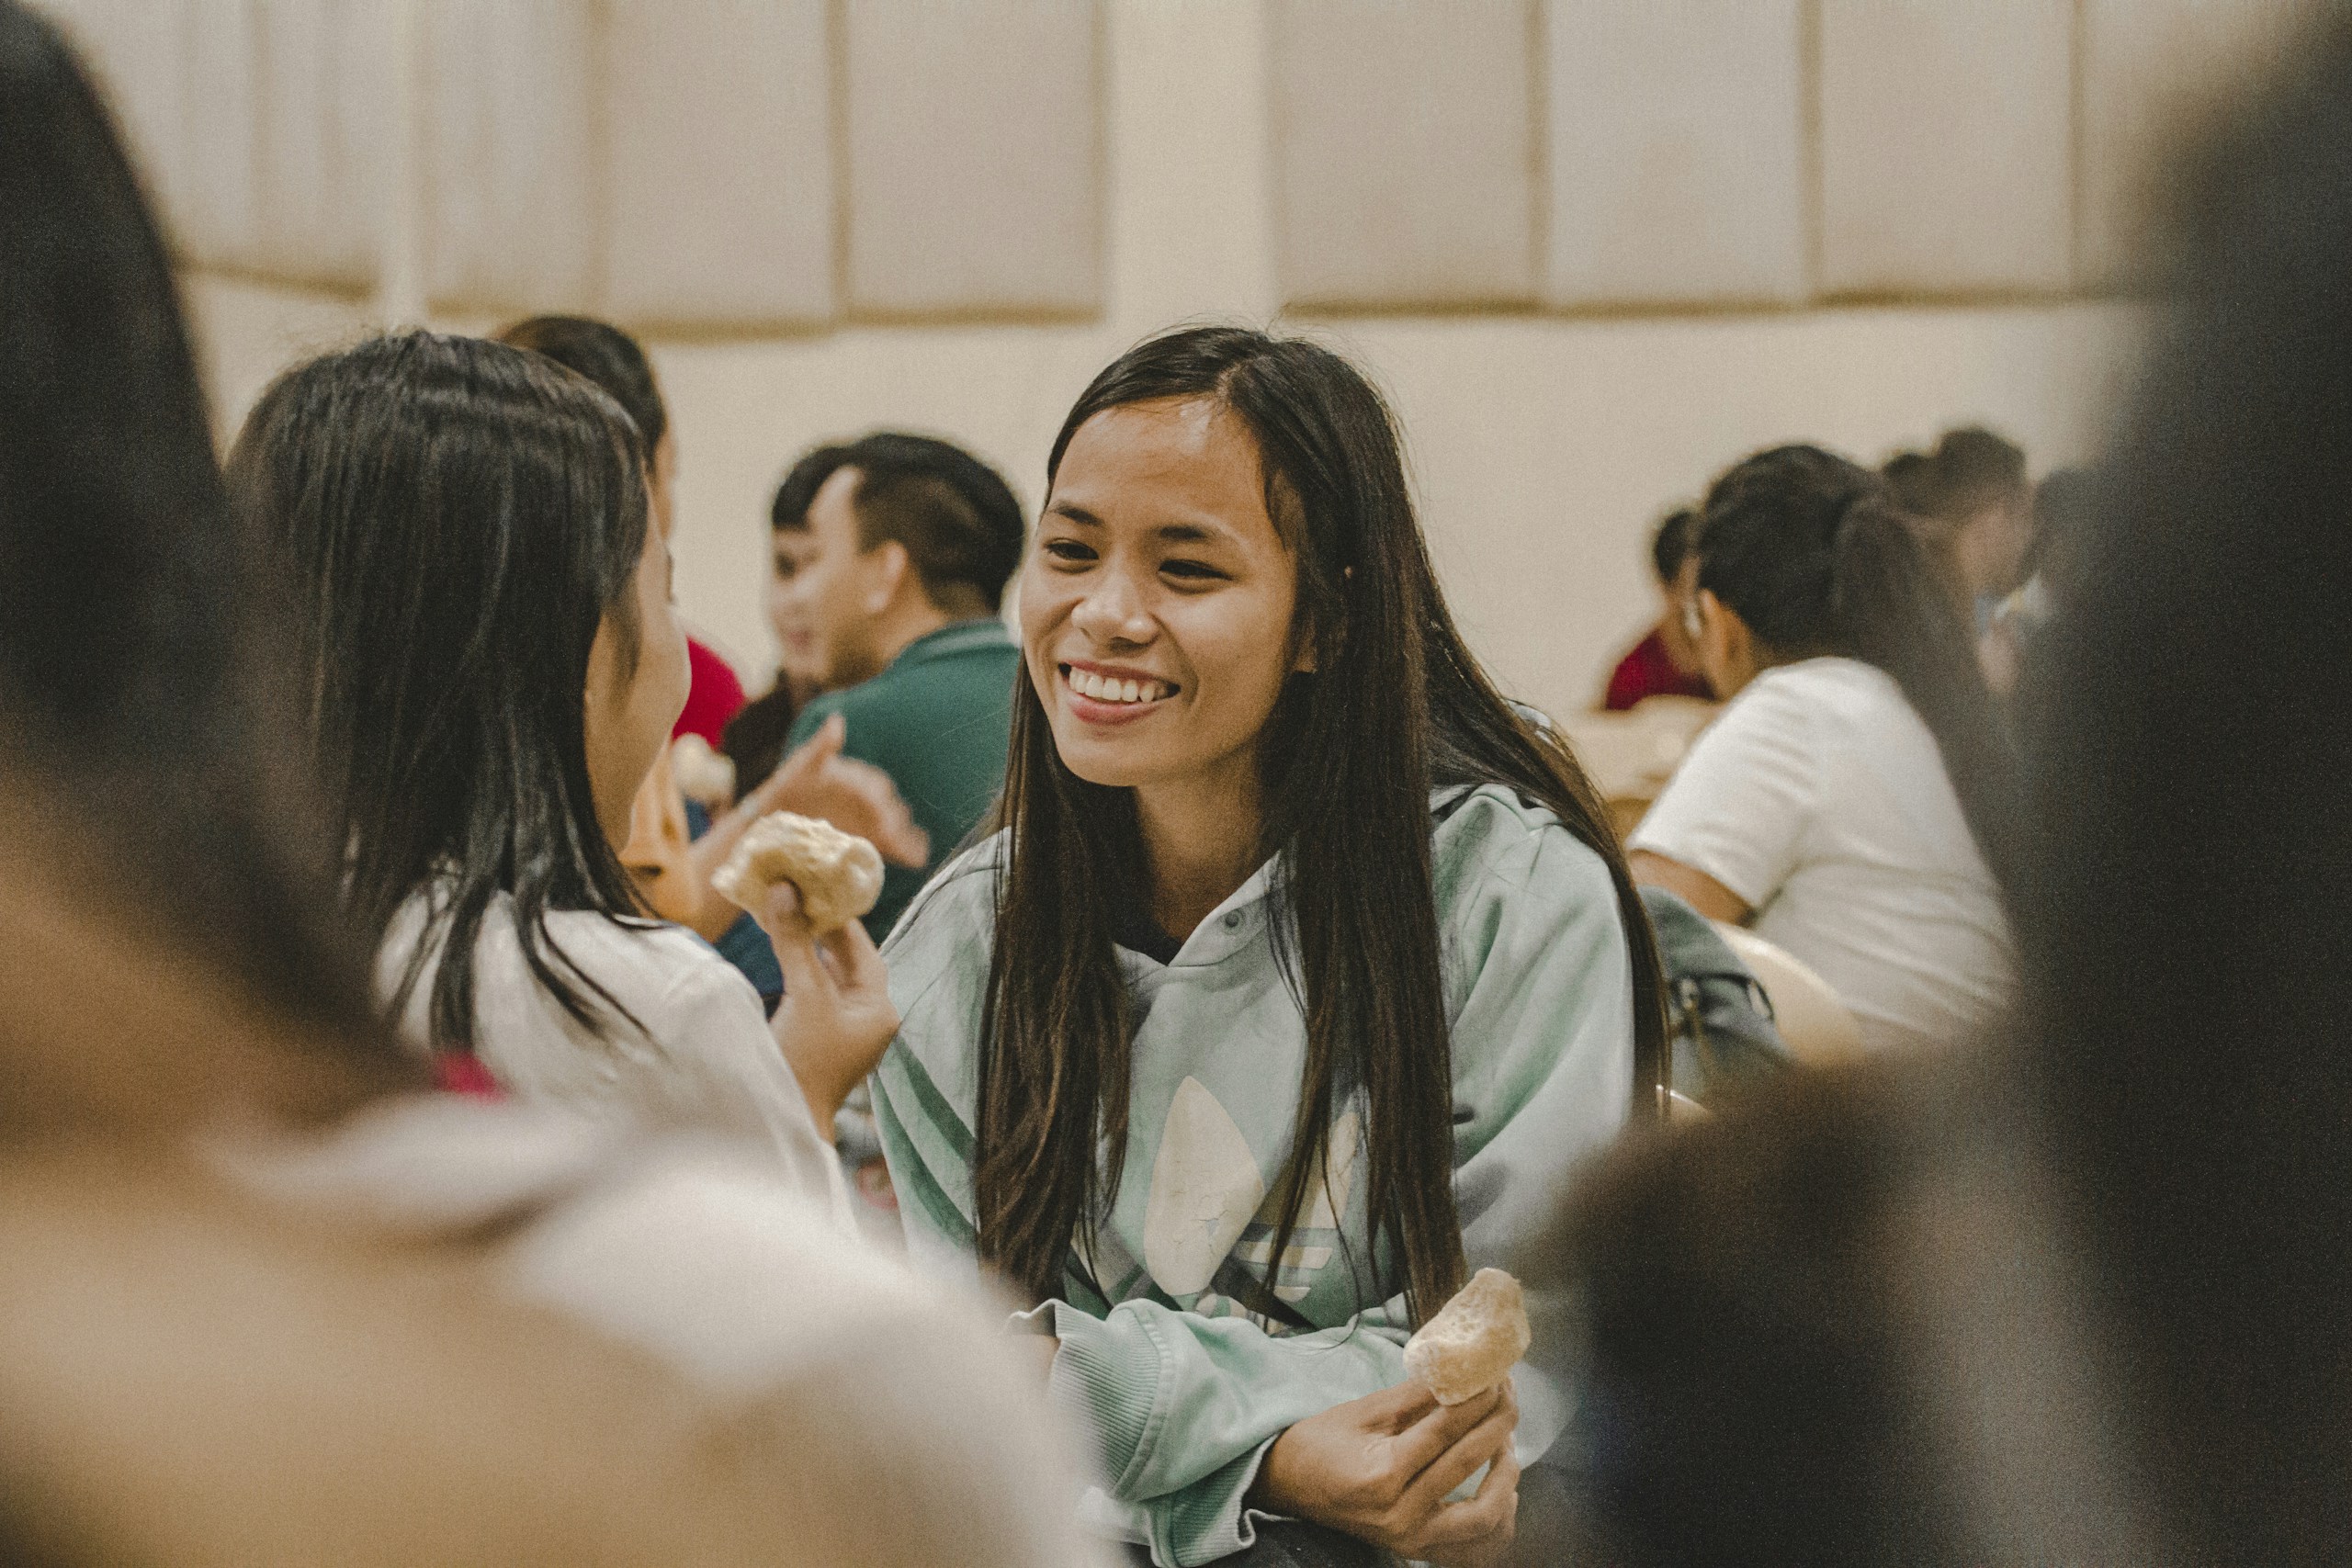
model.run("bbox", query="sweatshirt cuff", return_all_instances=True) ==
[1148,1437,1282,1567]
[1045,1300,1166,1494]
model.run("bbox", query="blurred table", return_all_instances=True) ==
[1555,695,1718,840]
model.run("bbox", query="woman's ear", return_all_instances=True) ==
[1696,590,1756,697]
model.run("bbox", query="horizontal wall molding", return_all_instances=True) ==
[40,0,1105,332]
[1272,0,2313,316]
[40,0,2319,328]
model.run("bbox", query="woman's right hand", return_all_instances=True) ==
[752,881,899,1135]
[742,714,929,869]
[1249,1378,1521,1566]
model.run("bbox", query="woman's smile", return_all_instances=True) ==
[1058,659,1178,725]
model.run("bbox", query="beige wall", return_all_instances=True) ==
[181,0,2148,720]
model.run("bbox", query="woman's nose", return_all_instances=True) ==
[1069,570,1153,645]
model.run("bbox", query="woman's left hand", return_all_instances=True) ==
[1248,1378,1521,1566]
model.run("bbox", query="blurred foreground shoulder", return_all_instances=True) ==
[223,1094,1103,1568]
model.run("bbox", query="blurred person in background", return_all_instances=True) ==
[0,9,1095,1565]
[1629,446,2018,1054]
[1883,424,2037,621]
[495,314,745,748]
[1600,506,1712,710]
[1979,465,2095,698]
[875,326,1667,1567]
[1878,446,1935,514]
[720,604,825,800]
[1556,20,2352,1562]
[721,483,838,795]
[230,333,899,1203]
[768,432,1026,941]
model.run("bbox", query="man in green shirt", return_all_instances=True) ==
[771,433,1025,939]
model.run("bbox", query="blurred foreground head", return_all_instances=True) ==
[2018,13,2352,1554]
[0,0,393,1134]
[1566,18,2352,1566]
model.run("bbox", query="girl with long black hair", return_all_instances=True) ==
[229,333,898,1207]
[873,327,1665,1566]
[1630,445,2018,1054]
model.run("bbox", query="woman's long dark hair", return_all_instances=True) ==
[974,326,1668,1322]
[0,2,388,1063]
[228,332,654,1050]
[1695,446,2020,888]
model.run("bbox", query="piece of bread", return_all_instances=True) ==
[711,812,884,935]
[1402,1268,1531,1405]
[669,734,736,808]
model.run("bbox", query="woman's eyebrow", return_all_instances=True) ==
[1046,502,1236,546]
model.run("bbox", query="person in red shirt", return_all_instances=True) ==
[676,636,746,749]
[1603,506,1713,709]
[496,315,745,747]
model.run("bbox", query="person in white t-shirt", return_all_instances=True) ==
[228,333,909,1210]
[1630,445,2018,1053]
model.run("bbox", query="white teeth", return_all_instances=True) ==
[1068,668,1168,705]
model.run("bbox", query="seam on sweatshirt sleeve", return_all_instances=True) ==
[1048,1301,1171,1498]
[1150,1438,1281,1567]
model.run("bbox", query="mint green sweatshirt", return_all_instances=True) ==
[872,785,1635,1566]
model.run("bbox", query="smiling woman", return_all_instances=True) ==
[1028,395,1315,935]
[871,325,1668,1568]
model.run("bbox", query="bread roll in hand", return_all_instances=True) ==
[711,811,884,935]
[1402,1268,1531,1405]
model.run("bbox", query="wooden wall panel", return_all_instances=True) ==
[60,0,2318,325]
[421,0,598,314]
[1543,0,1805,309]
[173,0,261,272]
[1271,0,1536,310]
[1818,0,2074,297]
[250,0,390,290]
[39,0,193,246]
[844,0,1102,318]
[2078,0,2316,287]
[603,0,834,328]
